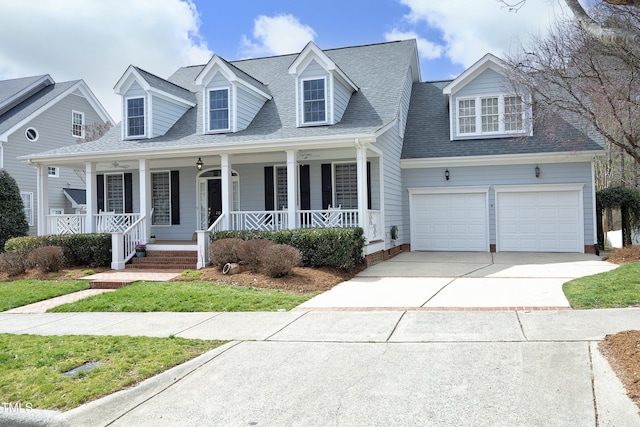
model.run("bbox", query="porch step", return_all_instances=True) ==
[127,250,199,271]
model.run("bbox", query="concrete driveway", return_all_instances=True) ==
[298,252,619,310]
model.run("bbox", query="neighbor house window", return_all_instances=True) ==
[21,192,33,226]
[126,97,145,137]
[48,166,59,178]
[105,174,124,213]
[504,95,524,132]
[334,163,358,209]
[25,127,39,141]
[303,78,326,123]
[72,111,85,138]
[209,89,229,131]
[49,208,64,215]
[151,172,171,225]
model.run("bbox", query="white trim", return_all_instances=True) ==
[195,55,272,100]
[47,166,59,178]
[591,160,598,245]
[71,110,85,138]
[288,42,358,92]
[401,151,604,169]
[124,96,146,138]
[494,183,584,253]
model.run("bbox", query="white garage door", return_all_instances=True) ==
[497,189,582,252]
[411,192,488,251]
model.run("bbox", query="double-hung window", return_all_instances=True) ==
[127,97,145,137]
[303,78,326,123]
[458,99,476,134]
[72,111,84,138]
[105,174,124,213]
[334,163,358,209]
[151,172,171,225]
[20,192,33,226]
[481,98,499,132]
[275,166,288,210]
[504,95,524,132]
[457,95,525,136]
[209,89,229,131]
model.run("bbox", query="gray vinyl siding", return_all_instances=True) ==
[299,60,330,124]
[333,76,352,123]
[4,93,105,234]
[236,87,265,131]
[206,72,233,132]
[151,95,189,137]
[399,69,413,138]
[373,128,404,249]
[402,161,595,248]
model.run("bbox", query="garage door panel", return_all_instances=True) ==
[497,189,581,252]
[412,192,488,251]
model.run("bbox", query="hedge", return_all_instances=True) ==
[4,234,111,267]
[212,227,365,271]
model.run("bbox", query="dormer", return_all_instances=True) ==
[288,42,358,127]
[443,53,532,141]
[195,55,272,134]
[114,66,195,140]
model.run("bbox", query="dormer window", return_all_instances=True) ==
[457,94,525,136]
[303,78,326,124]
[208,88,229,131]
[126,97,145,137]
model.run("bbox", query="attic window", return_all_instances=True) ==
[457,95,525,136]
[302,78,326,124]
[208,89,229,131]
[126,97,145,137]
[72,111,85,138]
[25,127,39,142]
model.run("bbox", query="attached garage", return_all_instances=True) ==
[409,187,489,251]
[495,184,584,253]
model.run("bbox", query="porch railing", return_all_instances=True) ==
[207,213,226,233]
[45,214,86,235]
[111,214,146,270]
[298,209,358,228]
[230,211,289,231]
[96,213,141,233]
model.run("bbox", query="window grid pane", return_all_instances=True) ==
[303,79,326,123]
[47,166,58,177]
[458,99,476,134]
[127,98,145,136]
[152,172,171,225]
[106,174,124,213]
[21,193,33,226]
[72,111,84,137]
[276,167,288,210]
[481,98,499,132]
[334,163,358,209]
[504,96,524,131]
[209,89,229,130]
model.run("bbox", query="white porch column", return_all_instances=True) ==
[36,164,48,235]
[85,162,95,233]
[355,139,368,231]
[139,159,151,241]
[221,154,231,230]
[286,150,298,229]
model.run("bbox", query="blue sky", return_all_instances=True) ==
[0,0,577,120]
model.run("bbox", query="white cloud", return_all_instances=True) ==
[241,14,317,57]
[396,0,571,68]
[0,0,212,121]
[384,29,444,60]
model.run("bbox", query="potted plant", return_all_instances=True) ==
[135,243,146,257]
[149,235,156,244]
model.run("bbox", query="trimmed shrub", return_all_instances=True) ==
[28,246,64,273]
[209,238,244,269]
[0,170,29,252]
[4,234,111,267]
[0,249,28,276]
[236,239,275,272]
[212,227,365,271]
[259,244,302,278]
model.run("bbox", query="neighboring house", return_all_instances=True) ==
[20,41,605,270]
[0,74,114,236]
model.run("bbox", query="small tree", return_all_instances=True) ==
[0,170,29,252]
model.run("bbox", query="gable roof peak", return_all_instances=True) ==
[195,54,271,99]
[288,41,358,92]
[443,53,506,95]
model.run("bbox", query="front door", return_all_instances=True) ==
[208,179,222,227]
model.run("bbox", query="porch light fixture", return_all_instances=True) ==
[196,157,204,171]
[535,165,540,178]
[445,169,450,181]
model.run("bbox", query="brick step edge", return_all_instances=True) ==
[126,264,197,270]
[90,281,133,289]
[131,257,197,264]
[145,251,198,257]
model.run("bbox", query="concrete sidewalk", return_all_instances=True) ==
[1,308,640,426]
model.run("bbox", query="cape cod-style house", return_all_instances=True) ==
[0,74,114,235]
[20,40,605,270]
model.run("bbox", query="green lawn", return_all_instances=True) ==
[0,334,224,411]
[48,281,316,312]
[563,263,640,309]
[0,280,89,312]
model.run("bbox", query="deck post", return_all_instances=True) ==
[111,232,125,270]
[196,230,210,269]
[286,150,298,229]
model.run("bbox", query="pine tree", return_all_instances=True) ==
[0,170,29,252]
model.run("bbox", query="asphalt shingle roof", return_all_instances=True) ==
[401,81,606,160]
[133,66,196,105]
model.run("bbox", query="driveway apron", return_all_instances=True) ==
[297,251,618,310]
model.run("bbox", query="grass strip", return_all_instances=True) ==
[0,334,224,411]
[563,263,640,308]
[0,280,89,312]
[48,281,315,312]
